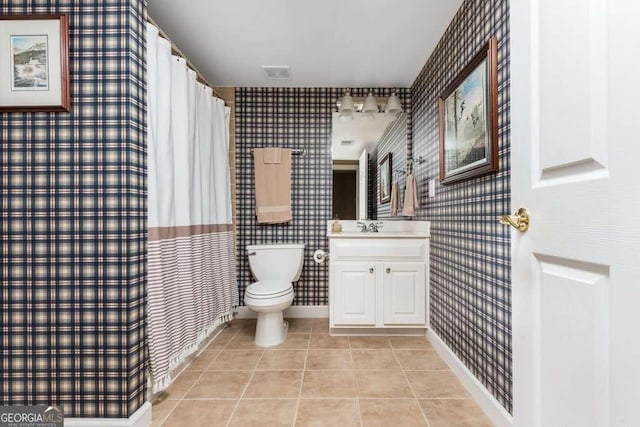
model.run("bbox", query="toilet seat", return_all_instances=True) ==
[245,280,293,299]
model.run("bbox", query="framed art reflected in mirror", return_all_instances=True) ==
[379,152,392,204]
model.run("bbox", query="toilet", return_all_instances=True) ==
[244,243,305,347]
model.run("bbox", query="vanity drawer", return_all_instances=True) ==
[331,238,427,261]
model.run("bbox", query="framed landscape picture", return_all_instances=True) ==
[379,152,392,204]
[0,14,70,112]
[438,36,498,184]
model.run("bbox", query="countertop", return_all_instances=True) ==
[327,231,430,239]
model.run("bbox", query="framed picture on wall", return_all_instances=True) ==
[0,14,71,112]
[379,152,392,204]
[438,36,498,184]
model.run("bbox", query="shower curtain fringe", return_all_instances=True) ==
[151,309,237,394]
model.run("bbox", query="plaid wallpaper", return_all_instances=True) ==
[410,0,512,412]
[235,87,410,305]
[0,0,147,419]
[372,113,410,219]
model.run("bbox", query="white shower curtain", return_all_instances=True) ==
[146,23,238,393]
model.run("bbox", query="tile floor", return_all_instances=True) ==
[152,318,493,426]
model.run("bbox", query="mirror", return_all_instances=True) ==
[331,111,407,220]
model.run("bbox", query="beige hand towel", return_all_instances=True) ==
[263,147,282,164]
[390,181,400,216]
[402,173,419,217]
[254,148,292,223]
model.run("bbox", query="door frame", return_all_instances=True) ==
[332,161,360,218]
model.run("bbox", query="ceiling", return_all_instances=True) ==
[331,112,398,161]
[148,0,463,88]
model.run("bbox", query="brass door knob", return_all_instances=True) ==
[499,208,530,232]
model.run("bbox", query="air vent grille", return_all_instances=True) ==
[261,65,291,79]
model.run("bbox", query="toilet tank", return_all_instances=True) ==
[247,243,305,282]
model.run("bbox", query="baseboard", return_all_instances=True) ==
[426,329,513,427]
[65,401,151,427]
[235,305,328,319]
[331,327,426,336]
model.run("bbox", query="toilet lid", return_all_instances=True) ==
[246,280,293,298]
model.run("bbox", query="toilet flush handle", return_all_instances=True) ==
[247,251,256,256]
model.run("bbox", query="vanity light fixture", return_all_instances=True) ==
[363,92,379,118]
[385,90,403,116]
[337,89,403,119]
[338,90,354,121]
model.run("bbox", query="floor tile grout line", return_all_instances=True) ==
[224,341,265,427]
[221,346,435,352]
[157,396,178,426]
[158,323,241,426]
[292,320,312,426]
[202,326,242,370]
[153,400,177,427]
[290,367,404,371]
[310,318,325,335]
[174,329,240,424]
[390,341,432,427]
[349,336,365,427]
[172,396,473,401]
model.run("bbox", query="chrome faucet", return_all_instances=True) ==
[367,222,383,233]
[356,221,383,233]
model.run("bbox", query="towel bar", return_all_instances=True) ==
[249,148,305,156]
[393,155,426,177]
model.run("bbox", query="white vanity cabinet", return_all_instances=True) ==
[327,223,430,333]
[382,261,426,325]
[331,262,377,325]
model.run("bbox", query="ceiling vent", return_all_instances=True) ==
[340,140,355,146]
[261,65,291,79]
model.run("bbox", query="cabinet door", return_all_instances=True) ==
[332,262,376,325]
[383,262,426,325]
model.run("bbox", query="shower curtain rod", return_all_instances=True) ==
[147,15,224,100]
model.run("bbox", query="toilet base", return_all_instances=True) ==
[255,312,289,347]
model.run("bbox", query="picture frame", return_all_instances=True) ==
[379,152,392,204]
[0,14,70,112]
[438,36,498,184]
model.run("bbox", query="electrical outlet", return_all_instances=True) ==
[428,180,436,198]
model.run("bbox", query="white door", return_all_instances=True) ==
[511,1,640,425]
[331,262,376,325]
[382,262,426,325]
[358,149,368,220]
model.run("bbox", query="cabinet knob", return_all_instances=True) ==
[369,267,374,274]
[386,268,391,273]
